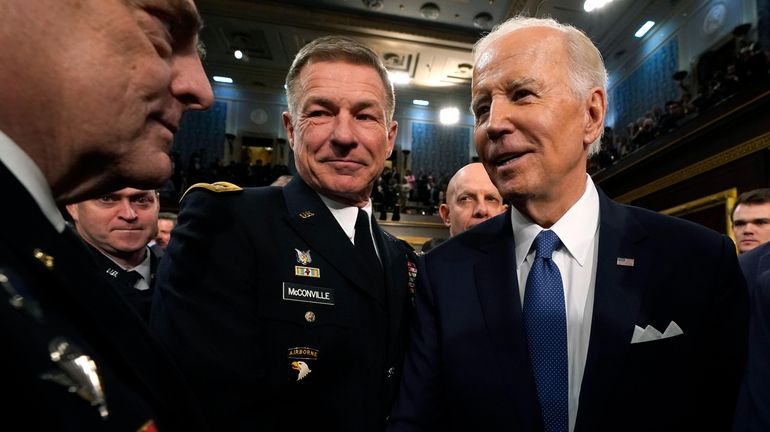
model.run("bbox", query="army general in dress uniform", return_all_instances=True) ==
[151,36,418,431]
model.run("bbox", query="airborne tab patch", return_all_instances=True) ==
[288,347,318,382]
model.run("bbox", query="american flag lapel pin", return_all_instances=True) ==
[616,257,635,267]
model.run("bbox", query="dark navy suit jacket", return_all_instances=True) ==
[389,190,748,432]
[736,241,770,431]
[81,242,160,323]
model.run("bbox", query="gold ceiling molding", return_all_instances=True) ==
[616,131,770,204]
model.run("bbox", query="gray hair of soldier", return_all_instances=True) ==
[285,35,396,121]
[473,16,608,157]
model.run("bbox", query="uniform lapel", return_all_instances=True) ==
[472,211,542,430]
[282,178,386,306]
[373,222,408,325]
[575,192,647,432]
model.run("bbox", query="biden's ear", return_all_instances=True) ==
[583,87,606,147]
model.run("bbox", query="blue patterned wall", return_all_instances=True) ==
[411,122,471,178]
[609,38,680,133]
[172,101,227,169]
[759,0,770,52]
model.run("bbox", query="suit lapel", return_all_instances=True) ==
[756,247,770,288]
[472,211,542,430]
[282,178,386,306]
[575,192,647,432]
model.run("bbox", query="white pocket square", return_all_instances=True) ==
[631,321,684,344]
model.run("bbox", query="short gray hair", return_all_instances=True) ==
[285,35,395,121]
[473,16,608,156]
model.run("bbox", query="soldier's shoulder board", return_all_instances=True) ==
[180,181,243,202]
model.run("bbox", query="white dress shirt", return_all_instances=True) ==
[317,194,380,258]
[98,247,153,291]
[512,175,600,432]
[0,129,66,233]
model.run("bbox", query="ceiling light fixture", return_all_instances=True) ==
[362,0,384,11]
[583,0,614,12]
[234,50,244,60]
[420,3,440,20]
[635,21,655,38]
[439,107,460,125]
[389,71,411,85]
[213,76,234,84]
[413,99,430,106]
[473,12,493,29]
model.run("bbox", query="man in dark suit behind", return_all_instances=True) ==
[388,16,747,432]
[66,188,163,323]
[152,35,418,431]
[735,241,770,431]
[0,0,213,430]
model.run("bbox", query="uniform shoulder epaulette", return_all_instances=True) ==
[180,181,243,202]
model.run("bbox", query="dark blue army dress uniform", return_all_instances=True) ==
[0,163,207,431]
[81,242,160,323]
[151,177,418,431]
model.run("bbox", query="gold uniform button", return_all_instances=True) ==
[304,311,316,323]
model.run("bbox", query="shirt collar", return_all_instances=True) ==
[317,193,373,242]
[99,246,151,280]
[128,248,152,282]
[512,175,600,268]
[0,129,66,233]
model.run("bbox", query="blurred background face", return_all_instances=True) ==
[67,188,159,262]
[732,203,770,253]
[440,163,507,237]
[283,61,397,206]
[10,0,213,203]
[471,27,599,210]
[156,219,175,250]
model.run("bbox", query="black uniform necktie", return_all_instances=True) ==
[122,270,143,289]
[354,209,382,270]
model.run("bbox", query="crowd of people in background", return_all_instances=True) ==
[370,167,456,217]
[590,27,770,173]
[159,150,291,203]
